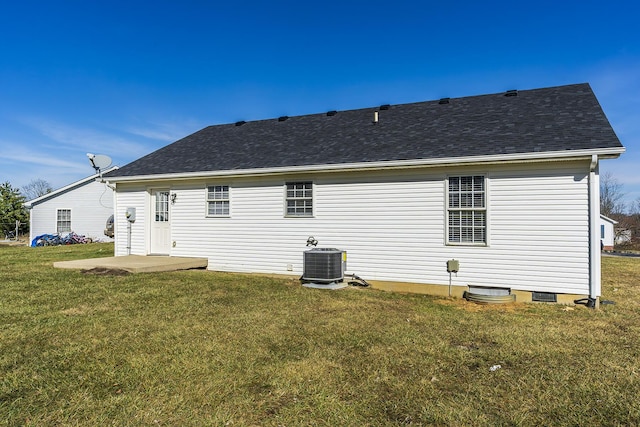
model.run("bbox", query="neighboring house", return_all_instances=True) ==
[103,83,624,304]
[599,215,617,251]
[24,168,118,244]
[615,228,632,246]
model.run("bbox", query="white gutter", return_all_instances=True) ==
[589,154,601,305]
[105,147,625,183]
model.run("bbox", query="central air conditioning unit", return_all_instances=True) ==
[302,248,345,283]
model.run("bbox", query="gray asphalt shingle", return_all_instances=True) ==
[106,83,623,178]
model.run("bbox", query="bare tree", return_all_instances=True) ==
[600,171,626,217]
[606,195,640,250]
[629,197,640,247]
[21,179,53,201]
[631,197,640,217]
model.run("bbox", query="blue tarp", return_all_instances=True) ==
[31,232,88,246]
[31,234,55,247]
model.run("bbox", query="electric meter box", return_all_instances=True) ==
[447,259,459,273]
[126,207,136,223]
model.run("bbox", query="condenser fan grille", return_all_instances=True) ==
[302,248,344,282]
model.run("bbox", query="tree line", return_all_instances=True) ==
[0,179,52,238]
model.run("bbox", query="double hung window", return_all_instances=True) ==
[207,185,230,216]
[447,176,486,244]
[57,209,71,233]
[286,182,313,216]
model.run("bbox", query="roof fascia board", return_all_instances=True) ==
[106,148,625,184]
[23,166,119,208]
[599,214,618,224]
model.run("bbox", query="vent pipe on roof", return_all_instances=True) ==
[326,110,337,116]
[379,104,390,110]
[373,110,379,124]
[235,120,246,126]
[505,89,518,97]
[278,116,289,122]
[439,97,450,104]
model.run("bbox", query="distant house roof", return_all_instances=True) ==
[24,166,119,208]
[105,83,624,181]
[600,214,619,225]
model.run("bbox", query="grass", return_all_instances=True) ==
[1,244,640,426]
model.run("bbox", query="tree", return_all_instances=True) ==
[21,178,52,201]
[631,197,640,217]
[0,182,29,235]
[626,197,640,248]
[600,171,626,217]
[603,192,640,251]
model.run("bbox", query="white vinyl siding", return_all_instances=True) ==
[286,182,313,217]
[598,216,616,249]
[487,165,589,293]
[115,160,593,295]
[57,209,71,233]
[207,185,229,216]
[113,186,147,256]
[28,177,114,244]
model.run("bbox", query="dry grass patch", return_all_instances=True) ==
[1,244,640,426]
[434,297,528,313]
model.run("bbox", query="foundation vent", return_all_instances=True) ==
[532,292,557,303]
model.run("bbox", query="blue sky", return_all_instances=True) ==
[1,1,639,206]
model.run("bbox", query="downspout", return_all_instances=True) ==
[110,181,118,255]
[588,154,600,308]
[100,179,118,254]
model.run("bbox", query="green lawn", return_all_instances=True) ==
[1,244,639,426]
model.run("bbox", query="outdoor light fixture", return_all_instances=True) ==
[171,193,177,204]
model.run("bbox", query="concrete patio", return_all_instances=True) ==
[54,255,208,273]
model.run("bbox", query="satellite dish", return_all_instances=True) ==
[87,153,112,173]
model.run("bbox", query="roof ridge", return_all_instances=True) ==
[104,83,621,180]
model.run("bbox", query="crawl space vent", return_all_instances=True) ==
[532,292,557,303]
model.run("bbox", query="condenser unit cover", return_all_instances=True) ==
[302,248,344,282]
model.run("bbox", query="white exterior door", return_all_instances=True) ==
[150,189,171,255]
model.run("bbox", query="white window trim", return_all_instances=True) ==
[445,175,488,246]
[56,208,72,234]
[206,184,231,218]
[284,181,314,218]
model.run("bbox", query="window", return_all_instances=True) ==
[447,175,486,244]
[286,182,313,216]
[207,185,229,216]
[57,209,71,233]
[601,224,605,239]
[155,191,170,222]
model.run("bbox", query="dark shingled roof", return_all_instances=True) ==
[107,83,623,178]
